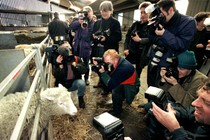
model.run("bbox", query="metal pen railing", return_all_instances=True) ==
[0,35,51,140]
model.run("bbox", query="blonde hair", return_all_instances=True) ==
[139,1,152,9]
[99,1,113,12]
[103,49,120,59]
[83,6,93,12]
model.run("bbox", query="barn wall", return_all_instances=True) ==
[187,0,210,16]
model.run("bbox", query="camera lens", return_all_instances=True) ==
[82,22,88,28]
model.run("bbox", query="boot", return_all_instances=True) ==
[78,96,85,108]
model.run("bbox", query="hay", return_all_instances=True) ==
[50,71,149,139]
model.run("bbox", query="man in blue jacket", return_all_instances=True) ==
[94,49,140,117]
[146,0,197,87]
[70,6,95,85]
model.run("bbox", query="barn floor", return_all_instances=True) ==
[51,66,150,140]
[11,31,151,140]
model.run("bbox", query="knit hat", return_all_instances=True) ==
[177,50,197,70]
[58,45,72,57]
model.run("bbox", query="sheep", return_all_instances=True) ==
[0,84,77,140]
[15,43,47,56]
[15,43,47,76]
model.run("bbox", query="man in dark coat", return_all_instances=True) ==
[91,0,122,57]
[48,12,69,44]
[189,12,209,70]
[124,1,152,78]
[147,0,197,87]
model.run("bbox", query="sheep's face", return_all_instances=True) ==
[40,84,77,116]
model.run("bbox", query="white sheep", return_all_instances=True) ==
[15,43,47,74]
[0,84,77,140]
[15,43,46,56]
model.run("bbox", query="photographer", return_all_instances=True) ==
[48,12,69,45]
[91,0,122,57]
[70,6,95,85]
[94,49,140,117]
[158,50,208,108]
[91,0,122,89]
[146,0,197,87]
[124,1,152,78]
[189,12,209,70]
[54,42,87,108]
[149,78,210,140]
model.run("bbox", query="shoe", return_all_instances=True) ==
[78,96,85,108]
[85,80,90,86]
[108,110,121,117]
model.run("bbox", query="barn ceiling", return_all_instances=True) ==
[53,0,159,15]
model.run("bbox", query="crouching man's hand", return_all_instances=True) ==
[99,66,105,73]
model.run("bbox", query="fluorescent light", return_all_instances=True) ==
[70,5,81,12]
[204,18,210,26]
[175,0,189,15]
[50,0,60,4]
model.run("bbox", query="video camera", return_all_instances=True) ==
[91,57,113,73]
[78,11,89,28]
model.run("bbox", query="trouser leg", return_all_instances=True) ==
[112,85,124,114]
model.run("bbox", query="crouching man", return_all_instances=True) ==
[94,49,140,116]
[148,78,210,140]
[54,41,87,108]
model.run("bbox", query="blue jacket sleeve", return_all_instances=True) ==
[158,17,197,53]
[70,20,81,32]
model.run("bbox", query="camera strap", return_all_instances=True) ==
[99,18,111,33]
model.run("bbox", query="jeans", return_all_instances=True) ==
[68,79,86,97]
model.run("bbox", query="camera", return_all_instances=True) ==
[94,30,104,41]
[45,44,59,64]
[91,57,113,73]
[78,11,89,28]
[145,4,166,32]
[94,29,111,41]
[165,57,179,79]
[145,86,168,110]
[131,30,139,37]
[145,4,166,67]
[93,112,124,140]
[144,87,169,139]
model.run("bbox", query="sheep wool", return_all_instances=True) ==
[0,84,77,140]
